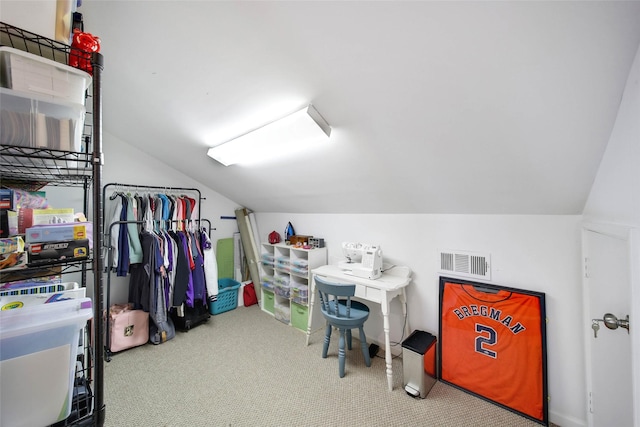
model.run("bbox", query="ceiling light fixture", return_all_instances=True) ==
[206,104,331,166]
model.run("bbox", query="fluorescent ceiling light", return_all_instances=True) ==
[207,104,331,166]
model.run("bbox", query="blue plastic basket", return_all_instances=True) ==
[208,278,241,315]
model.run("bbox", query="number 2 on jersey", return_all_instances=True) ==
[475,323,497,358]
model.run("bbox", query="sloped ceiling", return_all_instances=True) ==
[77,0,640,214]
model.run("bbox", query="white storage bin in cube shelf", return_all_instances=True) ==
[0,46,92,105]
[0,297,93,427]
[0,87,85,151]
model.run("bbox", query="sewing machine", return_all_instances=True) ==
[338,242,383,279]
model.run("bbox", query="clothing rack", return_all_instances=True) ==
[102,182,214,360]
[102,182,204,224]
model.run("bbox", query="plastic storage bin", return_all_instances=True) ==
[290,260,309,275]
[0,297,92,427]
[275,256,290,271]
[402,330,437,399]
[262,278,275,292]
[208,278,240,315]
[260,253,275,267]
[274,299,290,324]
[291,284,309,304]
[274,276,291,298]
[0,46,91,105]
[0,87,85,151]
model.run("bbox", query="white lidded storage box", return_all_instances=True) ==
[0,46,91,105]
[0,297,93,427]
[0,87,85,151]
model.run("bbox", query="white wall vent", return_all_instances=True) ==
[439,249,491,280]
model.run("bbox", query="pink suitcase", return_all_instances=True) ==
[107,303,149,354]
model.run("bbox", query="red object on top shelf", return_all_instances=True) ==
[69,28,100,75]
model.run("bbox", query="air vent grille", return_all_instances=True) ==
[440,249,491,280]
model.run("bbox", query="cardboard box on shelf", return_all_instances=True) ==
[25,223,90,244]
[27,239,89,265]
[0,210,18,238]
[18,208,74,234]
[289,235,313,247]
[0,189,18,210]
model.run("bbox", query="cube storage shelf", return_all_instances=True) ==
[259,243,326,333]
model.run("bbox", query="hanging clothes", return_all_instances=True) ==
[129,231,155,311]
[189,230,207,304]
[147,229,175,344]
[178,231,195,307]
[116,194,130,277]
[124,194,143,265]
[168,230,190,307]
[105,192,143,276]
[107,192,123,271]
[104,186,213,332]
[201,228,219,299]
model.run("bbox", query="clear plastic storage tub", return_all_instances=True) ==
[0,87,85,151]
[0,297,93,427]
[0,46,91,105]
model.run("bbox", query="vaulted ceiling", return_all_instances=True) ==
[77,1,640,214]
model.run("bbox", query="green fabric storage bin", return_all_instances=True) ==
[262,289,274,314]
[291,302,308,331]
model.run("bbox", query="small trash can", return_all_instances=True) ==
[402,330,437,398]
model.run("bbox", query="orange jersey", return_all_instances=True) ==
[440,281,546,422]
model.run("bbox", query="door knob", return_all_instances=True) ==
[592,313,630,335]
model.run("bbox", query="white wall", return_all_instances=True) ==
[254,212,584,426]
[583,44,640,227]
[583,43,640,427]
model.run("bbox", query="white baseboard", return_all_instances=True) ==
[549,410,587,427]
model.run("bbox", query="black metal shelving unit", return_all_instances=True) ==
[0,22,105,427]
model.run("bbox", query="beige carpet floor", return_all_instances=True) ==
[103,304,549,427]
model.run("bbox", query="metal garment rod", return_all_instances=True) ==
[235,207,261,298]
[102,182,203,228]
